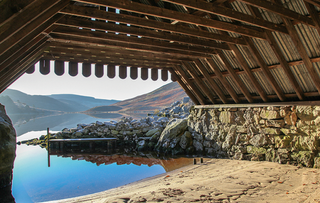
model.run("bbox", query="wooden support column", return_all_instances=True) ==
[174,65,206,105]
[244,37,286,101]
[161,69,168,81]
[169,69,200,105]
[151,69,158,81]
[54,60,64,76]
[69,61,78,76]
[228,44,268,102]
[119,65,127,79]
[95,64,104,78]
[82,63,91,77]
[107,64,116,78]
[203,59,240,103]
[281,17,320,93]
[192,60,228,103]
[216,51,254,103]
[248,5,305,100]
[130,66,138,80]
[181,61,216,104]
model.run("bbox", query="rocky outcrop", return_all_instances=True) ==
[0,103,16,202]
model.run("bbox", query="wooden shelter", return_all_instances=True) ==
[2,0,320,105]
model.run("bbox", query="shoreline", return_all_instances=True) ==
[44,159,320,203]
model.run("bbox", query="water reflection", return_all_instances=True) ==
[14,135,195,203]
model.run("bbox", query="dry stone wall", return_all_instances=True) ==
[188,105,320,168]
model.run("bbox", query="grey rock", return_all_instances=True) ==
[193,140,203,152]
[179,131,192,149]
[249,134,268,147]
[157,118,188,148]
[0,104,16,189]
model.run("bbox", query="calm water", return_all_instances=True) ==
[13,131,167,203]
[11,113,171,203]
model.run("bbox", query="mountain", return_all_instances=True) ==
[0,95,48,115]
[109,82,187,112]
[0,90,120,113]
[0,89,86,112]
[48,94,119,109]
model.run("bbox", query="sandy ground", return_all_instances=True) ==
[47,159,320,203]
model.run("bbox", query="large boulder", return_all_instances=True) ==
[157,118,188,149]
[0,104,16,202]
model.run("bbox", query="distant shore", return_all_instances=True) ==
[45,159,320,203]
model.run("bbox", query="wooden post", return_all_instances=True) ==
[47,127,50,167]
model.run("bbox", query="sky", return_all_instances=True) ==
[7,61,172,100]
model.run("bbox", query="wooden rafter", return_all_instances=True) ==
[192,60,228,103]
[47,42,195,61]
[181,61,217,104]
[162,0,288,34]
[0,0,70,56]
[244,36,286,101]
[202,58,240,103]
[42,53,175,68]
[216,50,254,103]
[174,65,207,105]
[60,4,247,45]
[56,17,230,50]
[47,47,186,63]
[169,69,200,105]
[281,17,320,94]
[248,5,305,100]
[76,0,266,39]
[238,0,315,27]
[304,0,320,8]
[228,44,268,102]
[52,25,219,55]
[50,33,210,58]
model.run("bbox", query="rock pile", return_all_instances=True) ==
[25,97,194,153]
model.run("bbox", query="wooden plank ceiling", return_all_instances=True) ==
[2,0,320,104]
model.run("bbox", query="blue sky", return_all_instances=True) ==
[8,62,172,100]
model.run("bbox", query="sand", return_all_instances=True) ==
[48,159,320,203]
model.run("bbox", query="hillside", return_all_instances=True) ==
[110,82,187,111]
[0,89,121,113]
[0,89,86,112]
[48,94,119,109]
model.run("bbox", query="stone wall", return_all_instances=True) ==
[187,105,320,168]
[0,103,16,202]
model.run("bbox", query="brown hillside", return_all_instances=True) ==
[110,82,187,112]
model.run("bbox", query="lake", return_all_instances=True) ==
[11,113,193,203]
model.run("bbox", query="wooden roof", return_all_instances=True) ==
[2,0,320,104]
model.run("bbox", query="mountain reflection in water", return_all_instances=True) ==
[50,150,194,173]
